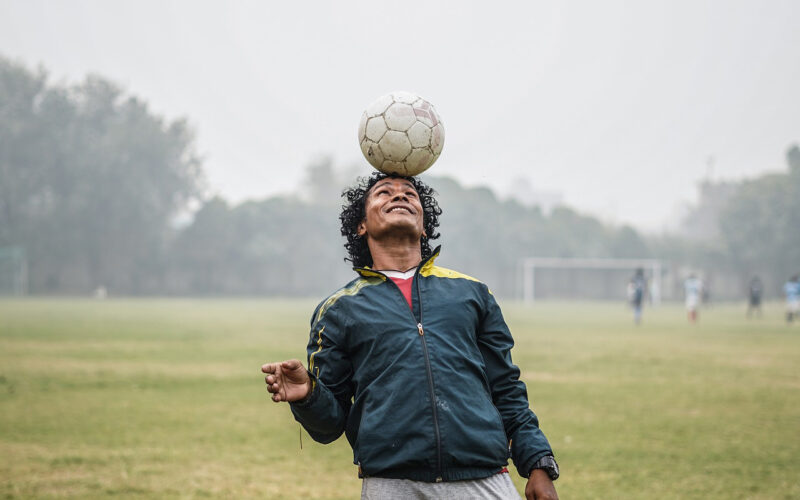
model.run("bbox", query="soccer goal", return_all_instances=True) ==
[520,257,662,304]
[0,247,28,296]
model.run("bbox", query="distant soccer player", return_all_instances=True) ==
[784,275,800,324]
[628,268,646,324]
[746,276,763,318]
[684,274,703,324]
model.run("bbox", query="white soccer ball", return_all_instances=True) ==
[358,91,445,177]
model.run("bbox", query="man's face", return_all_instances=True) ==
[358,177,425,242]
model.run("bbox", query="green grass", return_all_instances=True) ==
[1,299,798,499]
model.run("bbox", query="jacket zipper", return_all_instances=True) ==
[359,260,444,482]
[412,268,444,482]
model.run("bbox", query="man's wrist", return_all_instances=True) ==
[289,377,315,406]
[528,455,559,481]
[299,379,314,403]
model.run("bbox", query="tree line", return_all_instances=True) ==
[1,56,202,294]
[1,56,797,298]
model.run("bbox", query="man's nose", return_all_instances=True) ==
[392,192,408,201]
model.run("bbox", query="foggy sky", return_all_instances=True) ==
[1,0,799,231]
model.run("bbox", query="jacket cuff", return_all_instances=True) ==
[519,451,553,479]
[289,370,319,408]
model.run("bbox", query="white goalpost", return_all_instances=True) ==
[0,247,28,296]
[521,257,662,304]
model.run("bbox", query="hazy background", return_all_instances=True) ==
[2,5,800,498]
[1,0,799,298]
[3,0,799,229]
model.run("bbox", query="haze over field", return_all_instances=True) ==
[2,0,798,230]
[1,299,798,498]
[3,5,800,495]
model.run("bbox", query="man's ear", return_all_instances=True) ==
[357,220,366,236]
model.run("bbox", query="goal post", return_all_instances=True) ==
[521,257,662,304]
[0,247,28,296]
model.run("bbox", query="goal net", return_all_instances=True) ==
[0,247,28,296]
[520,257,662,304]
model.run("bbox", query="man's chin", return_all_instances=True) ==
[371,222,424,241]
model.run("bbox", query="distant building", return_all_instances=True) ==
[680,179,738,242]
[503,176,564,214]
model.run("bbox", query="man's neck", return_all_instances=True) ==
[368,240,422,271]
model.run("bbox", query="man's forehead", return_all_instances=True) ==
[369,178,417,192]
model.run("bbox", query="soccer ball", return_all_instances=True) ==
[358,91,445,176]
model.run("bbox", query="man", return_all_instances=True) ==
[746,276,763,318]
[628,268,646,325]
[684,273,703,324]
[785,275,800,324]
[262,173,558,500]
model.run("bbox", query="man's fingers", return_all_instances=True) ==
[281,359,303,371]
[264,370,283,393]
[263,361,298,403]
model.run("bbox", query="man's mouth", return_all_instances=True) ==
[387,206,413,214]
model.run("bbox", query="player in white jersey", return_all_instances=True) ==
[684,274,703,323]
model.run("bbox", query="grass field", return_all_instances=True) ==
[1,298,799,499]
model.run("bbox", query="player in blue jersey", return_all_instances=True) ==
[785,275,800,324]
[628,268,646,324]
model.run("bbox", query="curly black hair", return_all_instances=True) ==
[340,172,442,268]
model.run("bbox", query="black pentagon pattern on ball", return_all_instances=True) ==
[358,91,444,176]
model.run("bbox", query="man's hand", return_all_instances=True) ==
[261,359,312,403]
[525,469,558,500]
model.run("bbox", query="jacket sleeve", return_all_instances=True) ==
[289,303,353,444]
[477,285,554,477]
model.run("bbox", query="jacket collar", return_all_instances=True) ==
[354,245,442,279]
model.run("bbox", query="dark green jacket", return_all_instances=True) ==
[290,247,553,482]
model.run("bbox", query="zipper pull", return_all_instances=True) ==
[417,323,424,336]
